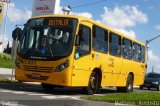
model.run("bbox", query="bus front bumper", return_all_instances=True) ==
[15,68,72,87]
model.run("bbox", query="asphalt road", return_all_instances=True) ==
[0,82,159,106]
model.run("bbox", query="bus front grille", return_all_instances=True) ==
[22,65,53,73]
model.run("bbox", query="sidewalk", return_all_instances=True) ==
[0,68,14,79]
[0,68,14,75]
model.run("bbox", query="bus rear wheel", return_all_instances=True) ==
[117,74,133,93]
[125,74,134,92]
[83,71,99,95]
[41,83,55,90]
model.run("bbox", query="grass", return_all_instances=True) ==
[82,92,160,106]
[0,53,13,68]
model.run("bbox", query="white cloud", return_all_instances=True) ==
[115,29,136,39]
[148,50,160,62]
[156,65,160,72]
[100,5,148,39]
[71,12,92,19]
[101,6,148,29]
[3,3,31,23]
[147,50,160,73]
[59,6,92,18]
[23,10,32,21]
[155,24,160,30]
[96,20,101,23]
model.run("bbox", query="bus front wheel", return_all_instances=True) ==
[41,83,55,90]
[83,71,99,95]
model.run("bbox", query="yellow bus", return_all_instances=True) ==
[14,14,146,95]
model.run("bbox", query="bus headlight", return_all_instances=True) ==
[15,59,21,69]
[55,60,69,72]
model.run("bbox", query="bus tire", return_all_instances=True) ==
[117,74,133,93]
[41,83,55,90]
[83,71,99,95]
[125,74,134,92]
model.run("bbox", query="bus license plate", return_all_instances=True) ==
[31,74,41,78]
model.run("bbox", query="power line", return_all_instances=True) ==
[71,0,107,9]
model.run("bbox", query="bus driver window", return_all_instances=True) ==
[75,25,91,59]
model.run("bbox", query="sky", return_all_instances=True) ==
[0,0,160,73]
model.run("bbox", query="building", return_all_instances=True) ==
[0,42,2,53]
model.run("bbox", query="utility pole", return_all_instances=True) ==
[146,35,160,73]
[152,65,154,73]
[2,1,9,51]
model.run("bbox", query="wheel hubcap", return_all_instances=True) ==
[128,83,131,90]
[90,76,96,89]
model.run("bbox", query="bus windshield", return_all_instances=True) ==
[18,18,77,60]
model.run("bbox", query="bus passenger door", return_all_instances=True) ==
[72,23,93,86]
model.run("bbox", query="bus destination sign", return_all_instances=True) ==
[48,19,69,26]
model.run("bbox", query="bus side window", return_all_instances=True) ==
[122,38,132,60]
[141,46,145,63]
[75,25,91,59]
[133,43,141,62]
[109,33,121,57]
[92,26,108,53]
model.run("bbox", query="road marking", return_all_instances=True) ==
[41,95,71,99]
[12,91,26,94]
[70,97,82,100]
[0,89,81,100]
[23,82,40,85]
[41,96,57,99]
[41,95,82,100]
[0,89,14,93]
[28,93,50,96]
[0,89,29,95]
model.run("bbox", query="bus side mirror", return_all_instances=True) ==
[12,27,23,41]
[75,36,80,47]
